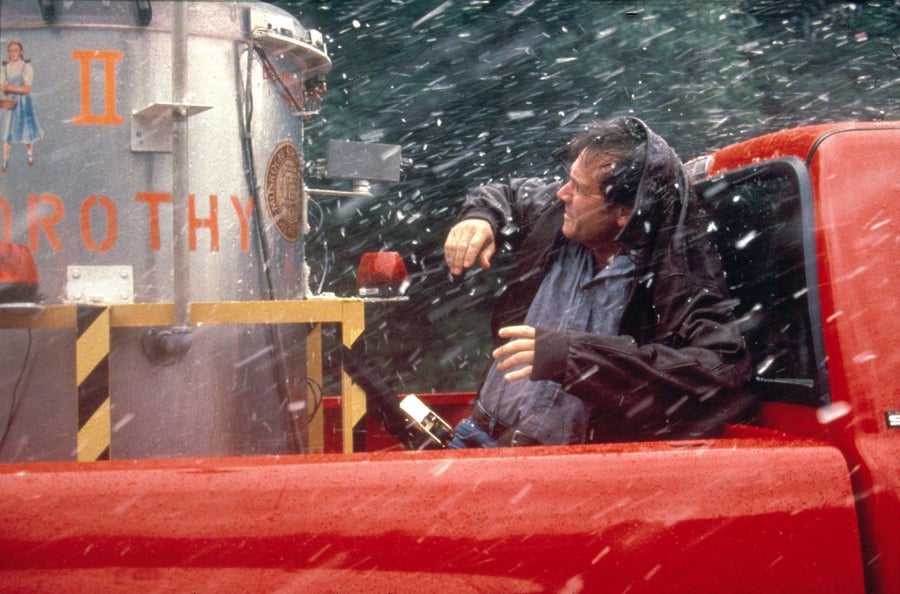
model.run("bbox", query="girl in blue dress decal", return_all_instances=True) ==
[1,40,43,174]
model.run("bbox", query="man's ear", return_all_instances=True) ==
[616,206,634,228]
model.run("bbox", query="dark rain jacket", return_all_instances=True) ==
[458,119,752,441]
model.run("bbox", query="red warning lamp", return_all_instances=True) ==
[357,251,409,298]
[0,242,39,304]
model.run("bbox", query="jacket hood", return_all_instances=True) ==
[613,117,689,251]
[616,118,728,341]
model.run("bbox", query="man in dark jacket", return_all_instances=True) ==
[443,117,751,447]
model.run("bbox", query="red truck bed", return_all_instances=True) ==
[0,429,866,593]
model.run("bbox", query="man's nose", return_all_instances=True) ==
[557,182,572,202]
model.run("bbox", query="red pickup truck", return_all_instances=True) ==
[1,121,897,593]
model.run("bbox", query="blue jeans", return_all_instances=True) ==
[447,417,501,449]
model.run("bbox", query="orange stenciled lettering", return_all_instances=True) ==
[136,192,171,251]
[81,195,118,252]
[28,194,64,252]
[189,194,219,251]
[0,198,11,242]
[231,196,253,252]
[72,50,124,125]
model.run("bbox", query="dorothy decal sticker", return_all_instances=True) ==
[1,40,44,174]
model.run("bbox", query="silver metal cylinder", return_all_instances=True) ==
[0,1,330,461]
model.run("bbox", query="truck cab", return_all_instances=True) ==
[2,122,898,593]
[691,121,900,594]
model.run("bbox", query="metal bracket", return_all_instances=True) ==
[66,266,135,304]
[324,139,402,182]
[131,102,212,153]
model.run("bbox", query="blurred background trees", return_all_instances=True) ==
[275,0,898,393]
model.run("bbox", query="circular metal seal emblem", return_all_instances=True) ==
[264,141,303,242]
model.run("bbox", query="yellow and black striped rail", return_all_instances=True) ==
[76,305,111,461]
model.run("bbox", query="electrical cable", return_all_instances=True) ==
[236,39,305,452]
[256,48,305,114]
[252,33,325,117]
[238,32,336,453]
[237,28,336,452]
[306,196,330,295]
[306,376,323,422]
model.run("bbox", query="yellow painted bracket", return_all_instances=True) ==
[0,298,367,455]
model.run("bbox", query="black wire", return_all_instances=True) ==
[253,43,325,117]
[306,376,324,422]
[240,45,278,301]
[0,329,33,453]
[255,46,306,114]
[306,196,330,295]
[242,40,322,453]
[242,37,335,451]
[252,39,331,294]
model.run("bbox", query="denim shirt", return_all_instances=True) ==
[477,242,635,444]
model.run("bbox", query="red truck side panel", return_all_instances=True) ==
[810,127,900,429]
[705,122,900,593]
[809,127,900,594]
[0,438,865,593]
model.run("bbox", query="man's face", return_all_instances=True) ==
[556,151,631,251]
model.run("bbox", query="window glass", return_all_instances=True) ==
[696,163,824,407]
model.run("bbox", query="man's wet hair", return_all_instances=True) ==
[553,117,647,208]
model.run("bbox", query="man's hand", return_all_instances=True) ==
[444,219,495,276]
[493,326,536,382]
